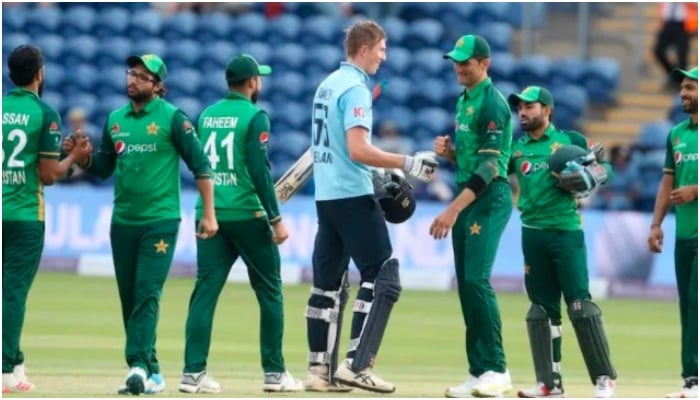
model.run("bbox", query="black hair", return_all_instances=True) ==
[8,45,44,87]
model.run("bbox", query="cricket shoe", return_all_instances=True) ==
[178,371,221,394]
[334,359,396,394]
[445,374,479,398]
[517,382,565,398]
[472,370,512,397]
[263,370,303,392]
[118,373,166,395]
[304,364,353,392]
[119,367,147,395]
[666,377,698,398]
[2,371,34,393]
[594,375,616,398]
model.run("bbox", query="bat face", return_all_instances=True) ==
[274,149,313,204]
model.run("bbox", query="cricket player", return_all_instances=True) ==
[2,44,92,394]
[648,67,698,398]
[305,20,437,394]
[506,86,617,398]
[179,54,302,394]
[431,34,514,398]
[66,54,217,395]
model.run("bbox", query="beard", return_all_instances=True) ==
[251,89,260,104]
[681,97,698,114]
[520,114,546,132]
[37,80,44,97]
[128,86,153,103]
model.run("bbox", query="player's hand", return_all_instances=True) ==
[670,186,698,205]
[403,151,438,182]
[196,214,218,239]
[271,221,289,245]
[69,136,92,160]
[589,142,606,163]
[429,206,459,240]
[434,135,453,159]
[647,225,664,253]
[63,135,76,153]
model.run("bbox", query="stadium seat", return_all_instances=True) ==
[129,10,164,40]
[514,55,552,88]
[267,14,302,43]
[172,97,203,122]
[478,23,513,53]
[132,38,168,60]
[269,43,307,74]
[166,39,201,70]
[471,2,510,25]
[495,81,520,100]
[60,6,96,37]
[42,62,65,92]
[308,45,344,73]
[237,42,272,65]
[196,12,232,43]
[2,5,29,35]
[582,57,621,104]
[62,35,99,65]
[506,3,546,29]
[199,73,226,104]
[550,57,587,87]
[94,7,131,39]
[668,97,686,124]
[636,120,673,150]
[414,108,452,140]
[300,15,339,47]
[231,13,268,43]
[489,52,518,83]
[73,64,99,93]
[167,68,201,98]
[399,3,442,22]
[409,48,444,82]
[277,102,309,131]
[162,11,198,41]
[96,94,126,122]
[385,105,416,134]
[94,66,127,98]
[25,6,62,37]
[441,3,477,40]
[383,46,411,76]
[404,19,444,50]
[270,71,306,101]
[382,77,412,105]
[200,41,237,74]
[272,131,310,158]
[33,34,64,62]
[41,91,65,116]
[382,17,407,45]
[3,33,31,56]
[551,84,588,121]
[95,36,132,70]
[64,93,98,122]
[409,78,448,108]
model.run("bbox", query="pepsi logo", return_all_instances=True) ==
[115,140,126,156]
[675,151,682,165]
[521,161,533,175]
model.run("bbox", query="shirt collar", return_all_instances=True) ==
[225,91,251,102]
[464,77,492,99]
[687,117,698,129]
[8,87,39,99]
[127,96,161,116]
[525,123,556,143]
[339,62,370,85]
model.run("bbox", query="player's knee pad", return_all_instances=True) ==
[567,299,617,383]
[306,287,341,365]
[526,304,556,388]
[351,258,401,371]
[347,282,374,354]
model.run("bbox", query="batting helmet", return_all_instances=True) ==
[548,145,593,175]
[372,169,416,224]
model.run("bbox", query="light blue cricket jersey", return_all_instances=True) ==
[311,62,374,201]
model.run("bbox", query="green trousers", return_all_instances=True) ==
[2,221,44,373]
[675,238,698,379]
[451,180,512,377]
[184,218,286,374]
[522,227,591,365]
[110,220,179,376]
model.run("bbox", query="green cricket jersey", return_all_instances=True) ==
[663,118,698,239]
[509,125,613,230]
[86,97,211,225]
[195,92,280,223]
[454,78,513,185]
[2,88,62,222]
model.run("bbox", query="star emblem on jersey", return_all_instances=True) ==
[154,239,169,254]
[466,106,474,115]
[550,142,562,154]
[147,122,159,135]
[469,222,481,235]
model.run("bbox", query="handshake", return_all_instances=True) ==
[63,131,93,168]
[402,151,438,182]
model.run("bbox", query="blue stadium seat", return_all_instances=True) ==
[273,131,310,158]
[409,48,444,82]
[238,42,271,65]
[515,55,552,88]
[200,73,226,103]
[167,68,202,97]
[582,57,620,104]
[3,33,31,56]
[669,97,686,124]
[33,34,64,62]
[399,3,442,22]
[495,81,519,100]
[551,84,588,119]
[96,94,126,122]
[267,14,302,43]
[300,15,339,47]
[41,91,65,116]
[404,19,444,50]
[60,6,96,37]
[478,23,513,53]
[441,3,477,40]
[383,46,411,76]
[414,108,452,139]
[271,71,306,100]
[94,66,126,98]
[550,57,587,87]
[25,6,62,37]
[132,38,167,60]
[42,62,65,92]
[308,45,344,73]
[166,39,201,70]
[409,78,448,108]
[269,43,307,74]
[62,35,99,65]
[129,10,164,40]
[489,52,518,83]
[636,120,673,150]
[231,13,268,43]
[382,77,412,105]
[200,41,237,74]
[64,93,98,122]
[95,36,132,69]
[383,17,407,45]
[172,97,203,122]
[506,3,546,29]
[73,64,99,92]
[196,12,232,43]
[471,3,510,25]
[3,6,29,35]
[277,102,309,131]
[94,7,131,39]
[162,11,198,41]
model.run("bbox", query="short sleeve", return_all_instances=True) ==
[39,107,62,160]
[339,85,372,132]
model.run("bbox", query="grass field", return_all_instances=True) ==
[11,272,683,398]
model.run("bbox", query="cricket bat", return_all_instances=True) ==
[274,81,386,204]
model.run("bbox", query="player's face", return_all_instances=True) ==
[518,102,547,131]
[126,64,158,102]
[453,58,488,87]
[364,39,386,75]
[680,78,698,114]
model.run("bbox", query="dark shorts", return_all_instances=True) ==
[312,195,392,289]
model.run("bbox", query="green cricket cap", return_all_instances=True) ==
[225,54,272,83]
[508,86,555,109]
[443,34,491,62]
[671,66,698,82]
[126,54,168,81]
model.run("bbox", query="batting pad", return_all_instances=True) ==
[568,299,617,384]
[526,303,555,388]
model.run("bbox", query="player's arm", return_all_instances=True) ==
[80,120,117,179]
[566,130,615,181]
[507,143,520,200]
[246,111,282,225]
[37,108,83,184]
[171,110,214,217]
[652,134,678,227]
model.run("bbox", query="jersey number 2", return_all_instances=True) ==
[203,131,234,171]
[2,129,28,168]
